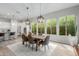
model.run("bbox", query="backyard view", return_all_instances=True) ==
[32,22,37,34]
[38,23,45,35]
[47,18,56,34]
[66,15,76,36]
[32,15,76,36]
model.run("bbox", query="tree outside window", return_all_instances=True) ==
[59,16,66,35]
[67,15,76,36]
[38,22,45,35]
[32,22,36,34]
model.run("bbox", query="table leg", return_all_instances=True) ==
[36,43,38,51]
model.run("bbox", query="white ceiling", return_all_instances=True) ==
[0,3,79,21]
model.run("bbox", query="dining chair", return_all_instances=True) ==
[22,34,28,46]
[28,33,35,50]
[40,36,50,51]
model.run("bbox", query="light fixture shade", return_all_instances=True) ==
[37,15,44,19]
[37,15,44,23]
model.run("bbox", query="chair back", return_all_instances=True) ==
[28,33,34,43]
[22,34,28,41]
[43,36,50,45]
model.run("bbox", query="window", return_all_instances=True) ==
[59,15,76,36]
[38,22,45,35]
[51,18,56,34]
[67,15,76,36]
[31,15,76,36]
[47,19,56,34]
[47,20,51,34]
[59,16,66,35]
[32,22,36,34]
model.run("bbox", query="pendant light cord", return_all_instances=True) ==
[40,3,41,16]
[26,7,29,19]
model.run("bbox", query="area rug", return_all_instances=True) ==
[7,42,76,56]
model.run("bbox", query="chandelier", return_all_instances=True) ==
[37,3,44,23]
[25,7,30,25]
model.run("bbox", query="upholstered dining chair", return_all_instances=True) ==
[40,36,50,51]
[28,32,36,50]
[22,34,28,46]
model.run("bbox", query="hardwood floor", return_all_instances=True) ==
[75,47,79,56]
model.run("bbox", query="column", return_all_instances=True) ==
[36,22,38,35]
[65,16,67,36]
[45,20,47,34]
[11,19,18,38]
[56,17,59,35]
[75,16,79,46]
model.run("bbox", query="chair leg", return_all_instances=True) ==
[28,43,30,48]
[47,45,49,49]
[44,46,46,52]
[22,41,24,45]
[36,44,38,51]
[26,42,27,47]
[32,44,34,51]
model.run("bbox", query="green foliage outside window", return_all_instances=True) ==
[32,22,36,34]
[47,20,51,34]
[38,23,45,35]
[51,19,56,34]
[32,15,76,36]
[59,15,76,36]
[47,19,56,34]
[67,15,76,36]
[59,16,66,35]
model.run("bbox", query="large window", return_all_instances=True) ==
[51,18,56,34]
[59,16,66,35]
[47,20,51,34]
[59,15,76,36]
[47,19,56,34]
[67,15,76,36]
[31,15,76,36]
[38,22,45,35]
[32,22,36,34]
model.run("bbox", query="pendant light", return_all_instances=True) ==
[25,7,30,25]
[37,3,44,23]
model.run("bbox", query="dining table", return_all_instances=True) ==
[32,35,46,51]
[25,34,47,51]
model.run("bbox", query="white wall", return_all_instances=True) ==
[18,22,26,34]
[0,21,11,32]
[50,35,78,46]
[18,22,31,35]
[10,19,18,38]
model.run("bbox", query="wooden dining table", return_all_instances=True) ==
[25,34,47,51]
[32,35,46,51]
[32,35,46,41]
